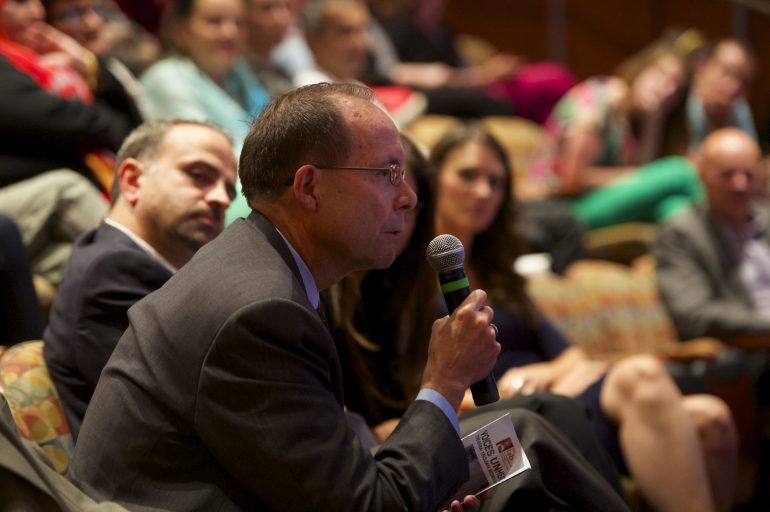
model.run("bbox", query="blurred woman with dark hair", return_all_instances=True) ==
[432,121,736,512]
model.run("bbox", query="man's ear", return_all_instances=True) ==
[291,164,320,212]
[117,158,144,206]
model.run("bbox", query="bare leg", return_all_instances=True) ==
[601,355,715,512]
[683,394,738,512]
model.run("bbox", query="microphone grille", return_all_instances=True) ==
[426,234,465,273]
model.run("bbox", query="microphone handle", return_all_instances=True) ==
[438,269,500,406]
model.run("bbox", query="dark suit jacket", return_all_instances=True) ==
[654,202,770,339]
[69,212,467,511]
[43,222,173,439]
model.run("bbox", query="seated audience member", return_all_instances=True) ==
[245,0,295,97]
[662,38,757,155]
[42,0,159,87]
[139,0,269,225]
[139,0,268,147]
[293,0,369,87]
[0,169,107,287]
[44,119,237,439]
[0,214,43,346]
[531,35,705,229]
[293,0,423,125]
[654,128,770,340]
[367,0,575,124]
[0,0,140,189]
[0,0,139,284]
[432,121,737,512]
[297,0,512,119]
[69,83,629,512]
[270,20,314,77]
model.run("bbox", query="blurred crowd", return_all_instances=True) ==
[1,0,769,510]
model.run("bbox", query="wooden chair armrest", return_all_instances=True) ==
[585,338,725,364]
[656,337,726,362]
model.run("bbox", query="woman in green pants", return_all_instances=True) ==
[531,34,705,229]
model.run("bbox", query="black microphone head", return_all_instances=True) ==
[426,234,465,273]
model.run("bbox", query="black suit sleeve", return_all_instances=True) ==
[195,299,467,512]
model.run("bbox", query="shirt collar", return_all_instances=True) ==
[274,227,319,309]
[104,218,177,274]
[711,204,768,262]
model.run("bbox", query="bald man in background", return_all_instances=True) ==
[654,127,769,340]
[654,126,770,511]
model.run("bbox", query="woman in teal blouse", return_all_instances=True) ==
[139,0,270,224]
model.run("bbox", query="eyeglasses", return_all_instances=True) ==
[52,2,110,22]
[316,163,405,187]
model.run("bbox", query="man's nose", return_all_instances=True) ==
[396,179,417,212]
[731,172,750,191]
[208,181,234,207]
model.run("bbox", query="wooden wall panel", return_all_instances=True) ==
[445,0,550,62]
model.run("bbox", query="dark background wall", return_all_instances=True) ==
[446,0,770,140]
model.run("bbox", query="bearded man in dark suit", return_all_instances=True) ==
[44,119,237,438]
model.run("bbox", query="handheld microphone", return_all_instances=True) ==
[426,234,499,406]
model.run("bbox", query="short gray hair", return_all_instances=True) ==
[239,82,375,202]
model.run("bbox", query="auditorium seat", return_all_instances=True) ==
[0,340,73,473]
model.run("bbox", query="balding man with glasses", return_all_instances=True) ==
[69,83,628,512]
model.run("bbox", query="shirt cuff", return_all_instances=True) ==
[416,388,460,435]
